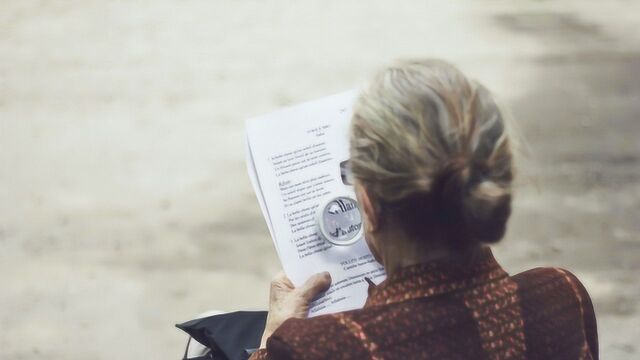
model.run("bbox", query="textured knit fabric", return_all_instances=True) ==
[250,247,597,360]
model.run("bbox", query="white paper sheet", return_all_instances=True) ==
[246,91,386,316]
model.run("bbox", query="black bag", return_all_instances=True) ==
[176,311,267,360]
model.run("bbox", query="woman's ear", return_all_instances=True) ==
[355,182,379,232]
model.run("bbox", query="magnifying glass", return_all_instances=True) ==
[316,195,363,246]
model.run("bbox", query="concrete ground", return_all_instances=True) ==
[0,1,638,359]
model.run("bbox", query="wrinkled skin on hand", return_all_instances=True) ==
[259,271,332,348]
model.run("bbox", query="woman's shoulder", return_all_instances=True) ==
[510,266,598,358]
[510,266,592,301]
[510,266,594,316]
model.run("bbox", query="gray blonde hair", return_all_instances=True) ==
[350,59,513,246]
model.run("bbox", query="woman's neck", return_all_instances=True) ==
[376,229,455,278]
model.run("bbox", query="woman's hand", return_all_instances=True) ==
[259,271,332,348]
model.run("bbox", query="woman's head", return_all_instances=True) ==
[350,59,513,252]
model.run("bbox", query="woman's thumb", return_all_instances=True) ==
[298,272,332,302]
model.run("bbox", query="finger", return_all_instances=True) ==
[298,272,332,302]
[271,271,294,289]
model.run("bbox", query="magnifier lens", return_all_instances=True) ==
[317,196,363,246]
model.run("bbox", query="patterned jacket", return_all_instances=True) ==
[250,247,598,359]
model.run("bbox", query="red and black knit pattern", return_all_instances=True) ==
[250,247,597,359]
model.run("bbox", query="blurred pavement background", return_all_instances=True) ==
[1,1,639,359]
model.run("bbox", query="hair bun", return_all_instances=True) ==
[438,162,511,246]
[461,180,511,244]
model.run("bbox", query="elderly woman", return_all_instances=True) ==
[249,59,598,359]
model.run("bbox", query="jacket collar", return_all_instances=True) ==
[364,246,508,307]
